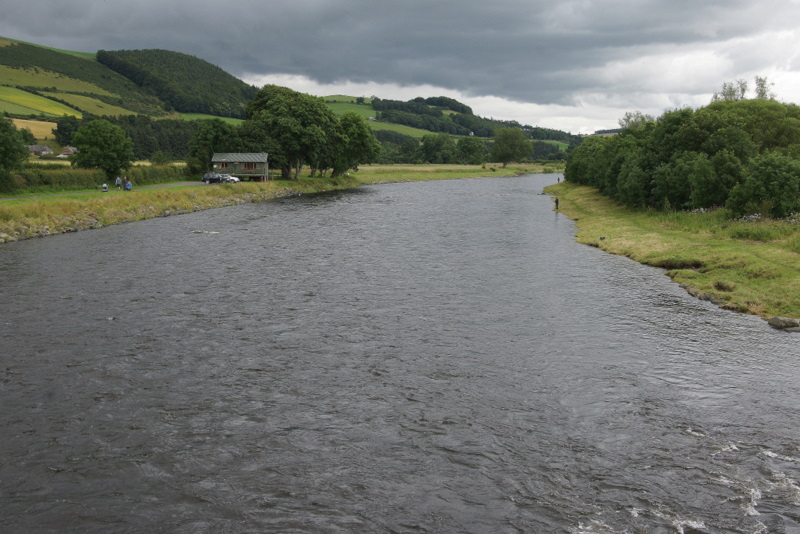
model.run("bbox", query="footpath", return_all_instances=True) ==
[0,182,206,200]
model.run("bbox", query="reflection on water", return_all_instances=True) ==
[1,175,799,533]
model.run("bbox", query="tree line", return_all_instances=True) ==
[565,97,800,218]
[54,114,200,161]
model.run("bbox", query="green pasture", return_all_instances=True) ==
[545,182,800,319]
[180,113,244,125]
[324,94,373,104]
[326,101,375,119]
[0,86,81,117]
[368,121,432,139]
[542,140,569,150]
[0,65,111,95]
[0,37,95,60]
[41,91,132,117]
[0,99,41,116]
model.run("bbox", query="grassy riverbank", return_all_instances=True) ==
[0,163,559,243]
[545,181,800,320]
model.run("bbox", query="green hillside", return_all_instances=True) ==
[0,37,256,120]
[0,37,167,116]
[0,34,578,162]
[96,49,258,118]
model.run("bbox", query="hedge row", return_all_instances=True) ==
[12,165,192,193]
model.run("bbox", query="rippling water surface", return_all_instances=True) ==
[1,174,799,533]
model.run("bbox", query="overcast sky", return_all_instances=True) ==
[4,0,800,133]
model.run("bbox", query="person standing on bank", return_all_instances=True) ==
[115,176,122,190]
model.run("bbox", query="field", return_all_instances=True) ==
[0,86,81,117]
[41,91,133,117]
[0,36,96,60]
[11,118,57,139]
[326,101,375,119]
[545,181,800,320]
[324,94,373,104]
[180,113,244,125]
[368,121,433,138]
[0,65,111,95]
[542,140,569,150]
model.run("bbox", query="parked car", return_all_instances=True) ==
[203,173,240,184]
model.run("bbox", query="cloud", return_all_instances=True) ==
[4,0,800,133]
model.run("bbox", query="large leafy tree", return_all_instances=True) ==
[187,119,240,173]
[490,128,531,167]
[728,154,800,218]
[245,85,339,179]
[419,133,456,164]
[0,117,30,193]
[329,111,381,177]
[456,136,487,164]
[72,119,134,179]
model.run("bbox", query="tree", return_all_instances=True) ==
[0,117,30,193]
[419,133,456,164]
[727,154,800,218]
[187,119,239,173]
[72,119,135,179]
[53,115,83,146]
[456,136,487,164]
[245,85,339,179]
[618,111,655,134]
[329,111,381,177]
[712,75,775,102]
[754,75,776,100]
[712,79,748,102]
[490,128,531,167]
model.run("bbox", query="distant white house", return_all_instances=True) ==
[28,145,53,156]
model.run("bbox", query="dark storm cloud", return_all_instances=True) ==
[4,0,800,130]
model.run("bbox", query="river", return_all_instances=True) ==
[1,174,799,533]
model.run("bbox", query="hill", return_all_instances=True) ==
[96,49,258,118]
[324,93,582,151]
[0,37,256,120]
[0,37,167,116]
[0,35,579,161]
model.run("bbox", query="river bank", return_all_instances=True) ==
[0,163,556,243]
[545,181,800,324]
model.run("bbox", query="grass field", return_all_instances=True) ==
[180,113,244,125]
[542,140,569,150]
[0,65,111,95]
[41,91,132,117]
[368,121,434,139]
[326,101,375,119]
[0,37,96,60]
[545,181,800,320]
[324,94,373,104]
[11,118,57,139]
[0,86,81,117]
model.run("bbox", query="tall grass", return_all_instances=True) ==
[545,182,800,319]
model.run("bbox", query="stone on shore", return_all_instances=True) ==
[767,316,800,331]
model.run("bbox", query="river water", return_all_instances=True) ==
[1,174,799,533]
